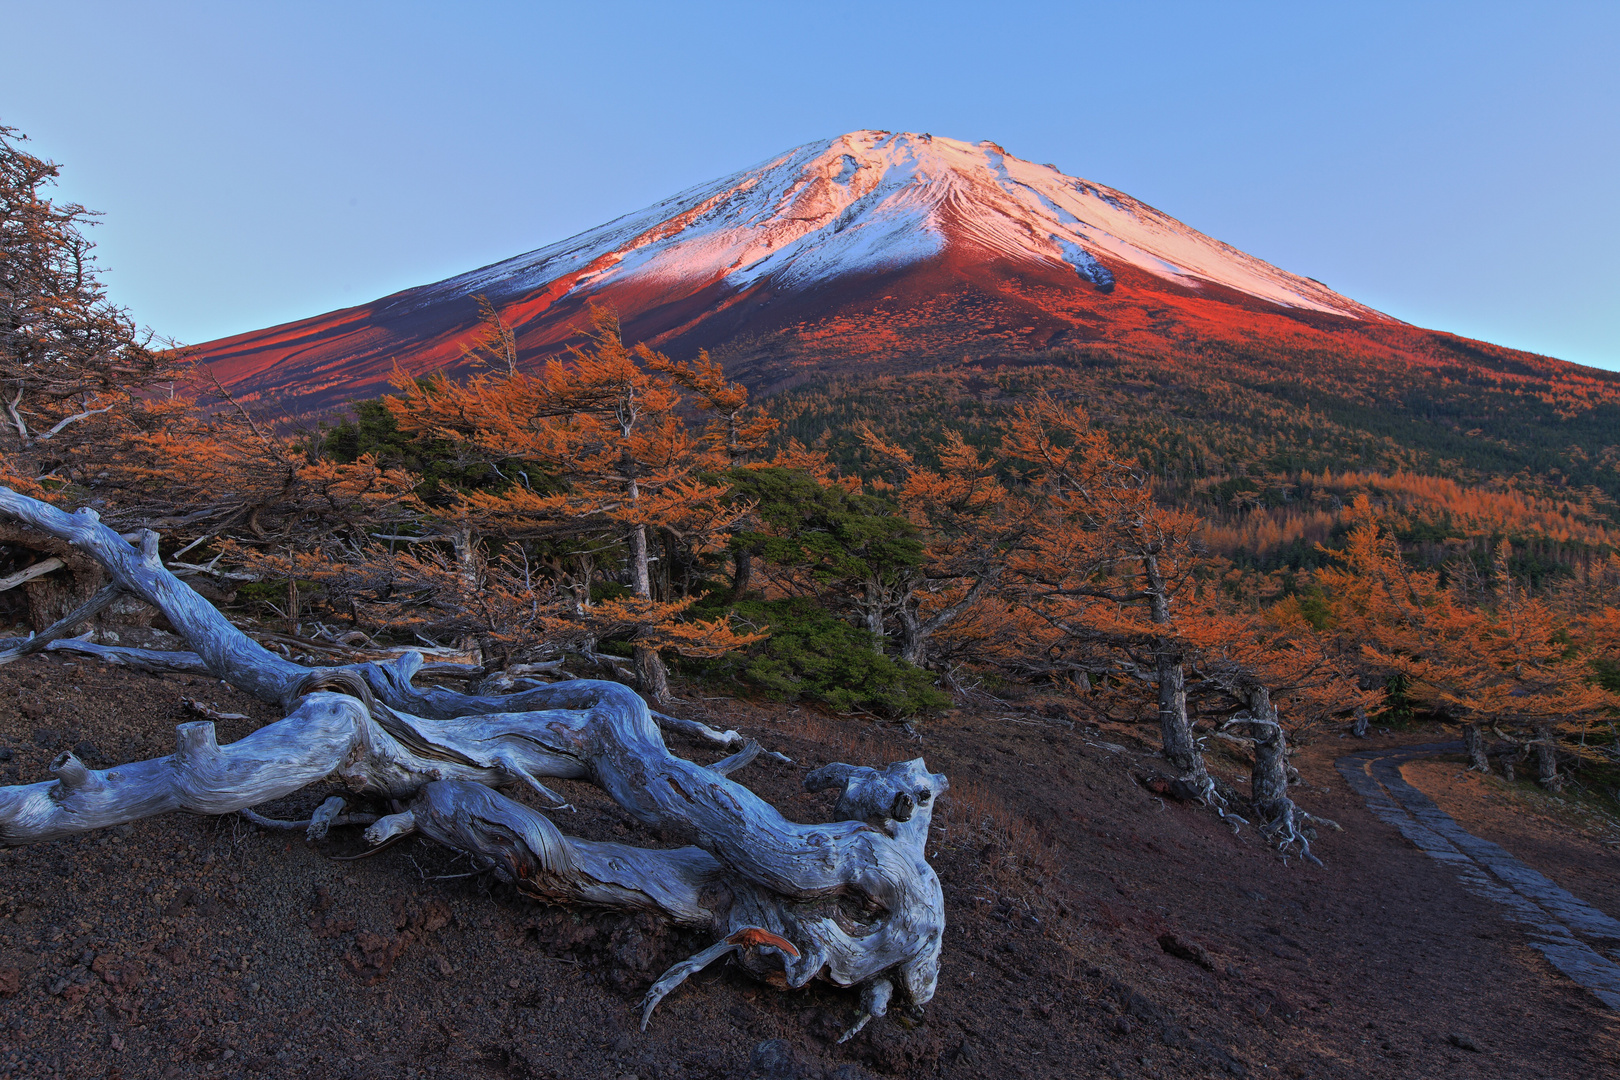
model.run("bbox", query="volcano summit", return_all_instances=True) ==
[197,130,1405,413]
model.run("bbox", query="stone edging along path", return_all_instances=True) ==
[1336,742,1620,1010]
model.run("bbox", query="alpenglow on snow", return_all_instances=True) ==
[425,130,1374,319]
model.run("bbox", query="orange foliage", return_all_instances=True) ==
[381,307,773,673]
[1309,498,1617,744]
[90,379,421,543]
[1203,469,1620,559]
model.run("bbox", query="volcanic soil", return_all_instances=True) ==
[1,651,1616,1079]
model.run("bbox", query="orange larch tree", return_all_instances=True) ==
[1312,500,1617,785]
[384,307,767,701]
[997,393,1217,793]
[860,428,1030,668]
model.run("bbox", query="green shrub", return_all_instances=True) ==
[714,598,948,717]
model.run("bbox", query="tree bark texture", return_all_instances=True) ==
[729,549,753,604]
[1142,552,1206,788]
[1220,686,1334,865]
[1535,724,1562,791]
[897,574,994,669]
[0,485,948,1031]
[1464,724,1490,772]
[862,579,886,654]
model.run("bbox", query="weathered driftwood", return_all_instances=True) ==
[0,582,126,665]
[0,555,65,592]
[0,485,948,1033]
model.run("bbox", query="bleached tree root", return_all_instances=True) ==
[239,796,378,840]
[0,484,948,1030]
[0,582,127,665]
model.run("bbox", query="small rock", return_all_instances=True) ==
[507,977,521,989]
[1446,1032,1483,1052]
[1157,932,1215,970]
[0,746,12,762]
[1124,992,1161,1022]
[747,1038,798,1079]
[827,1065,875,1080]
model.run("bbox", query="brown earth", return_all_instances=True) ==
[1,653,1617,1079]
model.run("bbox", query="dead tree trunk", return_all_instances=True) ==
[1141,552,1209,797]
[0,484,948,1036]
[1500,745,1520,783]
[1219,685,1338,865]
[1535,723,1563,791]
[1464,724,1490,772]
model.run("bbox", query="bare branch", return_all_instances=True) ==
[0,556,65,593]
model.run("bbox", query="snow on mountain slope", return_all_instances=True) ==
[416,130,1379,320]
[195,130,1399,414]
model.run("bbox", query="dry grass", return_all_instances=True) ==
[939,776,1042,857]
[790,714,908,768]
[936,775,1081,945]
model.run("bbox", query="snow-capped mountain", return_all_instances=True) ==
[196,131,1392,413]
[431,131,1375,317]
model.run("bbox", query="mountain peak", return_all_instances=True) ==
[195,131,1392,414]
[431,129,1377,321]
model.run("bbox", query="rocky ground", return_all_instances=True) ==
[1,650,1617,1079]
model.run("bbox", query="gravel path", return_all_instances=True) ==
[1337,742,1620,1009]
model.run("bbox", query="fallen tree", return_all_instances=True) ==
[0,484,948,1039]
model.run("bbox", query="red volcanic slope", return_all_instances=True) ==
[192,131,1592,417]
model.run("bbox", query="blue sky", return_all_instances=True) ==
[4,1,1617,370]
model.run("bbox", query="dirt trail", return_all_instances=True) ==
[1337,742,1620,1009]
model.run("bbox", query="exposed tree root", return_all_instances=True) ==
[0,485,949,1032]
[1219,685,1336,865]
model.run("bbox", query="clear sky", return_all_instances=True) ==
[4,1,1616,370]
